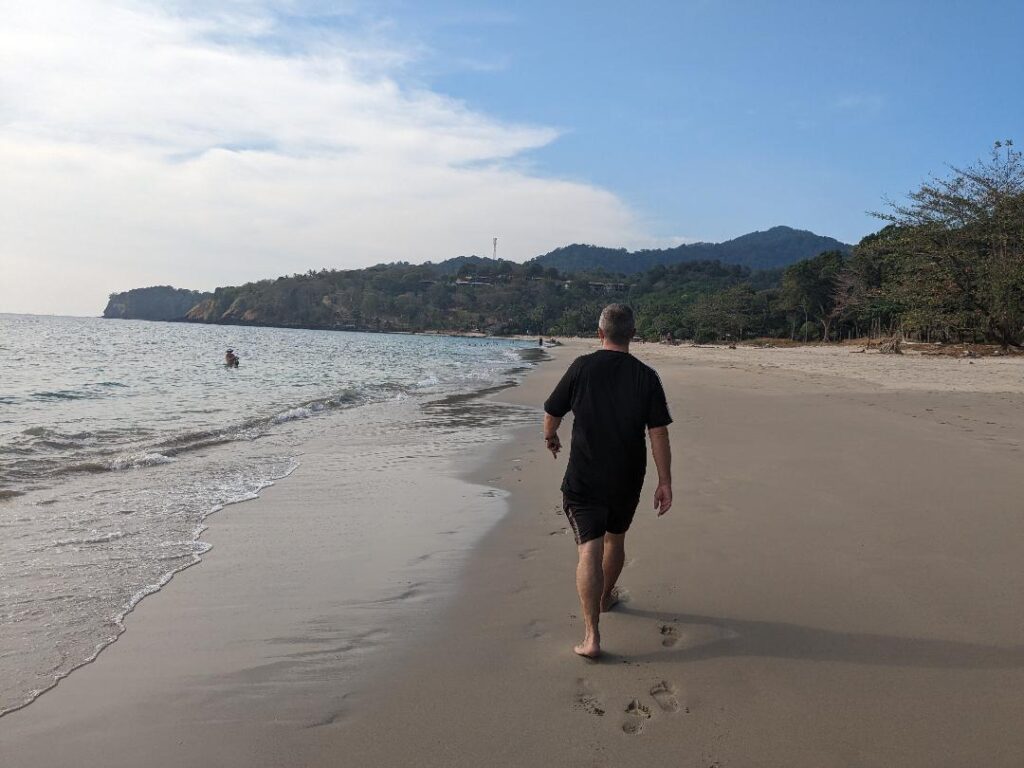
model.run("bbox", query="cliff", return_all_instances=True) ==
[103,286,211,321]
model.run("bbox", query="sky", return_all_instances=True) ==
[2,1,1022,316]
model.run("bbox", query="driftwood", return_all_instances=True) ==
[879,335,903,355]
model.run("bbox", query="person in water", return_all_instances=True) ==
[225,349,240,367]
[543,304,673,659]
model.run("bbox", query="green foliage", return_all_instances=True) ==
[780,250,845,341]
[107,255,800,341]
[857,141,1024,345]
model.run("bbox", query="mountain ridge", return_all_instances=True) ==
[531,225,851,274]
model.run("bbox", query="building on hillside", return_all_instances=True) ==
[588,281,628,293]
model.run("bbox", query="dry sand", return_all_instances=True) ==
[3,341,1024,767]
[321,340,1024,767]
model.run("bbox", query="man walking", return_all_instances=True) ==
[543,305,673,659]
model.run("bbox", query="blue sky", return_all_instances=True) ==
[3,0,1022,314]
[373,0,1023,244]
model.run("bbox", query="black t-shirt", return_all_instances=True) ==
[544,350,672,502]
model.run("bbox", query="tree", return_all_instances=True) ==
[781,251,845,341]
[873,140,1024,347]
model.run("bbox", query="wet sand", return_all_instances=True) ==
[0,395,530,766]
[4,341,1024,766]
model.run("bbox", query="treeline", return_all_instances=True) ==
[644,142,1024,347]
[181,256,775,338]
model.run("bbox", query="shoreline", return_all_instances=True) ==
[0,367,540,765]
[92,310,1024,356]
[3,342,1024,766]
[0,461,301,720]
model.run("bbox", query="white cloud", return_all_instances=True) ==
[0,1,648,315]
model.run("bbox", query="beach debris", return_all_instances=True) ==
[879,334,903,355]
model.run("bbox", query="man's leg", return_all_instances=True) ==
[574,537,604,658]
[601,532,626,611]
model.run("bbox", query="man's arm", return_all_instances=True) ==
[543,357,580,460]
[649,426,672,515]
[543,412,562,458]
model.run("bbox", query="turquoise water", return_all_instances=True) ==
[0,315,539,716]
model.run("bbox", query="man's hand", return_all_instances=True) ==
[648,425,672,516]
[653,483,672,516]
[543,412,563,459]
[545,434,561,459]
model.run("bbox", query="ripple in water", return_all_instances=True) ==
[0,314,540,716]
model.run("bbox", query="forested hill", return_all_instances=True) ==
[532,226,852,274]
[99,142,1024,348]
[103,258,778,338]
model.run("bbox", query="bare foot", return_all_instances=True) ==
[601,586,625,612]
[573,634,601,659]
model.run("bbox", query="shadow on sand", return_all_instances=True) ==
[617,607,1024,670]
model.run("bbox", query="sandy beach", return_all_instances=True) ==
[3,341,1024,767]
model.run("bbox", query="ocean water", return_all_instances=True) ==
[0,314,541,716]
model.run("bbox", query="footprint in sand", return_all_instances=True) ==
[573,678,605,717]
[649,680,681,713]
[660,623,680,647]
[518,549,537,560]
[659,622,741,651]
[622,698,652,735]
[525,619,548,640]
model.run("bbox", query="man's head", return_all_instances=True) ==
[598,304,635,347]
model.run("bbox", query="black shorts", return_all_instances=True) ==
[562,493,641,545]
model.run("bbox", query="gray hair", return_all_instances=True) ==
[598,304,635,345]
